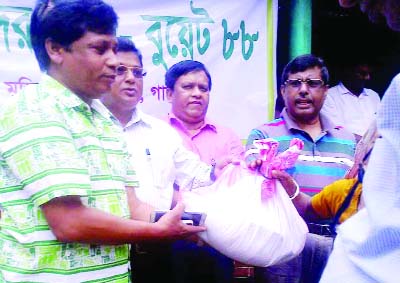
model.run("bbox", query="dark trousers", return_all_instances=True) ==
[171,240,234,283]
[130,242,176,283]
[131,240,234,283]
[253,233,334,283]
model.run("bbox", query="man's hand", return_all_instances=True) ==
[213,156,241,178]
[155,203,206,240]
[271,170,298,198]
[247,159,263,170]
[272,170,318,220]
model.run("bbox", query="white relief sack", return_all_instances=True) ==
[182,163,308,267]
[182,139,308,267]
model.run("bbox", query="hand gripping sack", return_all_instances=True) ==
[182,138,308,267]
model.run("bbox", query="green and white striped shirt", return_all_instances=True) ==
[0,75,138,282]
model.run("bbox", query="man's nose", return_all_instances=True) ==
[364,73,371,80]
[192,86,203,96]
[298,81,309,92]
[107,50,118,67]
[124,69,136,82]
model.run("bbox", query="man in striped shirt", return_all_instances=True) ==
[246,54,355,283]
[0,1,204,282]
[247,54,355,197]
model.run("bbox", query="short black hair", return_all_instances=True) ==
[165,60,212,91]
[30,0,118,71]
[281,54,329,85]
[116,37,143,67]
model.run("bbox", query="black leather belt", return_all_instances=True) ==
[307,223,335,237]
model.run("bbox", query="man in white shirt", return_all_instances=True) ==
[96,37,226,211]
[321,61,380,141]
[94,37,228,283]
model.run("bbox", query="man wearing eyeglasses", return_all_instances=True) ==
[246,54,356,283]
[94,37,231,283]
[321,59,381,142]
[247,54,355,197]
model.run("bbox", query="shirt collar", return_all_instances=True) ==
[338,82,368,96]
[281,108,339,133]
[91,99,113,119]
[126,108,152,128]
[42,74,91,110]
[167,112,217,133]
[91,101,152,129]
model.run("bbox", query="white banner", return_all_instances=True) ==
[0,0,277,139]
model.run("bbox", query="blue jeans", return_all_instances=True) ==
[255,233,334,283]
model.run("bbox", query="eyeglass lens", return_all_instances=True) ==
[286,79,324,88]
[116,65,146,78]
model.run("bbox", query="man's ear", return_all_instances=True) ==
[166,88,173,103]
[322,85,329,100]
[280,85,286,101]
[45,38,66,65]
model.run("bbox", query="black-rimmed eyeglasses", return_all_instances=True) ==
[284,78,325,89]
[116,65,147,79]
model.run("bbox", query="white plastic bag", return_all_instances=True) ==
[182,163,308,267]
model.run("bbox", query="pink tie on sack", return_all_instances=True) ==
[252,138,304,200]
